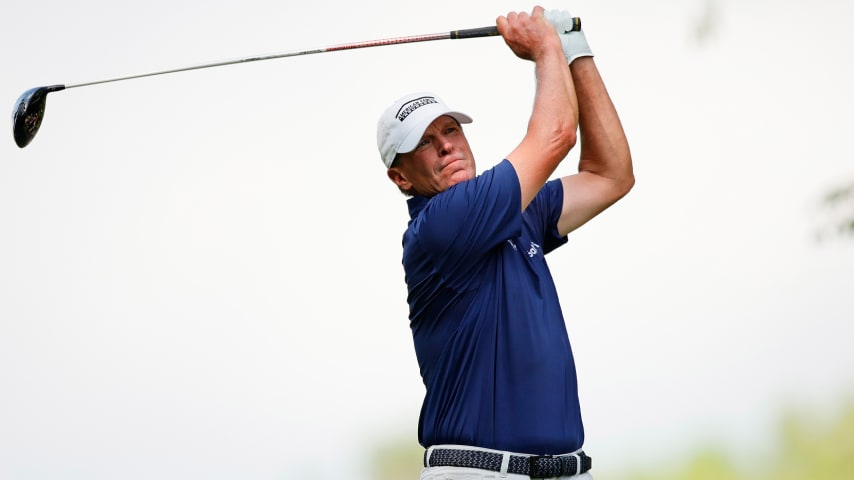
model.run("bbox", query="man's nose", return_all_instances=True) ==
[437,136,454,156]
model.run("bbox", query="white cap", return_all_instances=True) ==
[376,92,473,168]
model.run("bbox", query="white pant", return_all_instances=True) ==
[420,445,594,480]
[420,466,594,480]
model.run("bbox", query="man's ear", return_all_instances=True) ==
[387,167,412,191]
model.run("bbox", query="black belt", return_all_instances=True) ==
[425,447,592,478]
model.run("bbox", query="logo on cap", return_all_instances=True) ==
[396,96,438,122]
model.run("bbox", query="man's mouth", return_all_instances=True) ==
[440,157,464,171]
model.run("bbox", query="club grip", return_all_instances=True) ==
[451,17,581,39]
[451,26,499,39]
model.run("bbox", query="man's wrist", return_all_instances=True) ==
[561,31,594,65]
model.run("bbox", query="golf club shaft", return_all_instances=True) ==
[66,27,501,89]
[63,19,579,89]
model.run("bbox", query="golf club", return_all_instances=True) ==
[11,18,580,149]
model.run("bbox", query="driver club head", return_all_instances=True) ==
[12,85,65,148]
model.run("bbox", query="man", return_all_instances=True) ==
[376,6,633,479]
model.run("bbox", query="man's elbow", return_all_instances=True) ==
[616,155,635,198]
[599,152,634,201]
[552,121,578,159]
[563,115,579,150]
[565,129,579,154]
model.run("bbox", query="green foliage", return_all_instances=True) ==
[613,398,854,480]
[821,182,854,238]
[766,399,854,480]
[370,437,423,480]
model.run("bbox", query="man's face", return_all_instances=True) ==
[387,115,476,197]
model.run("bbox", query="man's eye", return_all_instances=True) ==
[418,138,431,148]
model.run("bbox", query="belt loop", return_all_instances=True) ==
[572,453,581,476]
[424,446,436,467]
[499,452,510,477]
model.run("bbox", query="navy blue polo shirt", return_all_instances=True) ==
[402,159,583,455]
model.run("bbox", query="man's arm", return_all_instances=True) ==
[497,7,579,213]
[557,57,634,236]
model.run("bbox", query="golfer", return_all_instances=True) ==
[376,7,633,479]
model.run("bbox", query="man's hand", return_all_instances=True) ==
[496,6,565,63]
[544,9,576,34]
[544,9,593,65]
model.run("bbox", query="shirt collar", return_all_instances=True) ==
[406,195,429,220]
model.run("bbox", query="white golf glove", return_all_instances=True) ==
[544,9,593,65]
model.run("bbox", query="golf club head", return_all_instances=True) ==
[12,85,65,148]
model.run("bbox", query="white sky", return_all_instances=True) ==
[1,0,853,478]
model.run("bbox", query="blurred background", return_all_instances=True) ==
[1,0,852,479]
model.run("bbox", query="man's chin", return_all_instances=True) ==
[447,175,473,189]
[448,167,476,185]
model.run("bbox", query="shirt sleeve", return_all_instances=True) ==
[524,178,569,255]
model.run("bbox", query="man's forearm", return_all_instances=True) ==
[528,50,579,158]
[507,44,581,211]
[571,57,633,188]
